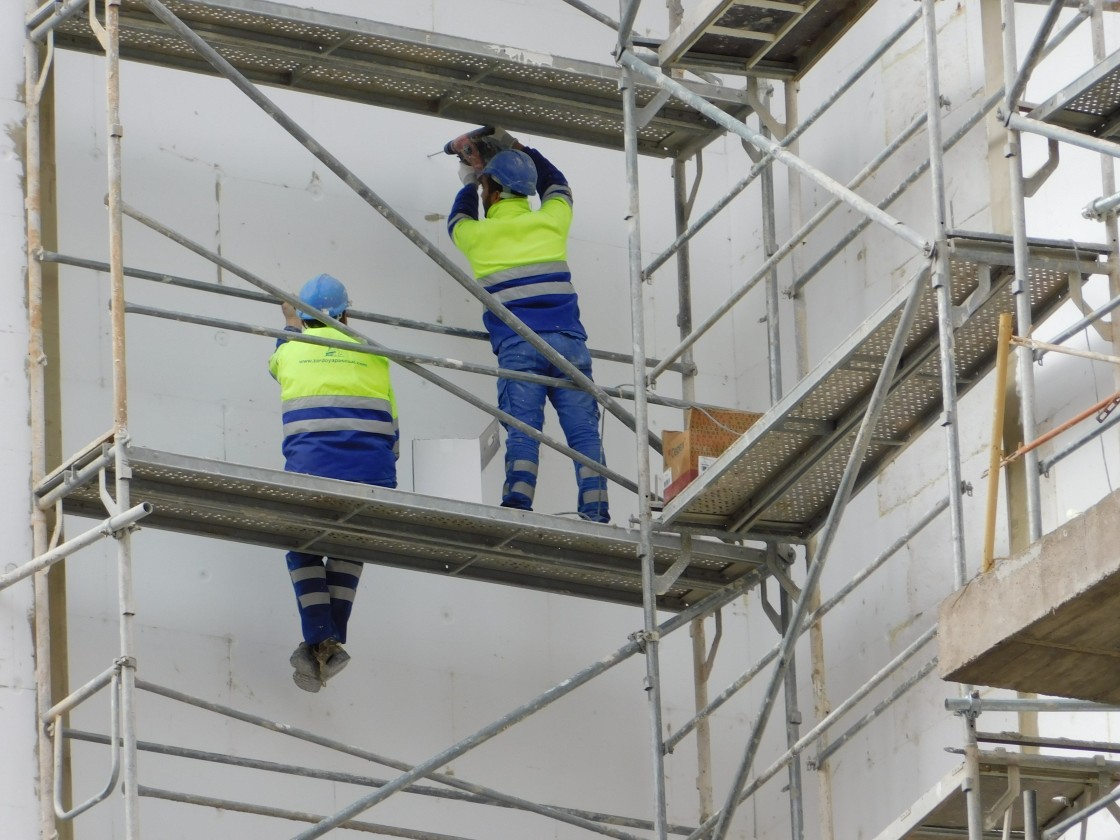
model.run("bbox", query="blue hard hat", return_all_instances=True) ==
[297,273,349,321]
[482,150,537,197]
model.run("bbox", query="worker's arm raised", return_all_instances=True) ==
[521,146,572,207]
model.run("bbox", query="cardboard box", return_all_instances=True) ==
[661,408,762,502]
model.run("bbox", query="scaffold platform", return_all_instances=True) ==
[37,446,767,612]
[1030,48,1120,140]
[660,235,1108,538]
[50,0,752,158]
[871,752,1120,840]
[659,0,879,78]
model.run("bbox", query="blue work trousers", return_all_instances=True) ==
[286,467,396,645]
[496,332,609,523]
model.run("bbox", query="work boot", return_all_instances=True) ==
[316,638,351,683]
[290,642,322,693]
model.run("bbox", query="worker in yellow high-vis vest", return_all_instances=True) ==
[269,274,399,692]
[448,129,609,524]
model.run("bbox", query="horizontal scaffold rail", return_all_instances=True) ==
[47,0,753,158]
[37,446,768,611]
[660,234,1108,537]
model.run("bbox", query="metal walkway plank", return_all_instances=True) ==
[39,447,767,611]
[660,235,1107,538]
[869,752,1120,840]
[659,0,880,78]
[51,0,752,158]
[1030,48,1120,140]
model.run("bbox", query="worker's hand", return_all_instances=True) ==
[282,300,303,329]
[459,162,481,186]
[489,127,519,150]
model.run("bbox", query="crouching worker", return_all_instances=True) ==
[268,273,399,692]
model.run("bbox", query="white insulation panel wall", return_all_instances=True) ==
[1,1,36,837]
[7,1,1120,839]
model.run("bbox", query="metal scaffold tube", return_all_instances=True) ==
[737,628,937,802]
[0,503,152,592]
[642,7,922,281]
[123,301,697,414]
[664,496,948,753]
[118,202,638,493]
[43,251,687,374]
[136,0,656,454]
[921,0,968,587]
[620,50,932,381]
[101,0,140,832]
[1001,0,1044,543]
[66,728,693,835]
[620,33,670,838]
[281,559,761,839]
[703,268,931,840]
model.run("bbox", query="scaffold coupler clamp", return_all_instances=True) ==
[114,655,137,671]
[1097,395,1120,422]
[629,628,660,653]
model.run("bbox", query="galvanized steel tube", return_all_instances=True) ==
[622,56,670,840]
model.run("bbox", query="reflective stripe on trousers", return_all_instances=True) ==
[286,554,364,645]
[496,332,609,523]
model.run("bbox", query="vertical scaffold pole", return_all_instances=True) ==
[24,18,56,840]
[620,5,668,835]
[1091,1,1120,403]
[921,0,968,587]
[104,0,139,835]
[1001,0,1043,542]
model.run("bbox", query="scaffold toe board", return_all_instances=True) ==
[660,234,1107,538]
[1030,48,1120,139]
[870,752,1120,840]
[50,0,752,158]
[939,485,1120,704]
[659,0,879,78]
[38,446,766,611]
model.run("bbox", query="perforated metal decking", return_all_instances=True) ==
[659,0,879,78]
[1030,48,1120,140]
[51,0,752,158]
[660,235,1108,538]
[38,446,767,612]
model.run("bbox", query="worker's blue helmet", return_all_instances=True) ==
[482,150,537,197]
[297,273,349,321]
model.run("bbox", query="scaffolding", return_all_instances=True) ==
[12,0,1120,838]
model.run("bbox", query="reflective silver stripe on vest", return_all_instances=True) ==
[509,459,539,476]
[491,281,575,304]
[283,418,398,437]
[542,185,573,205]
[282,395,394,414]
[481,261,570,285]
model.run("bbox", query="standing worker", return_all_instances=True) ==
[447,128,609,523]
[269,274,399,692]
